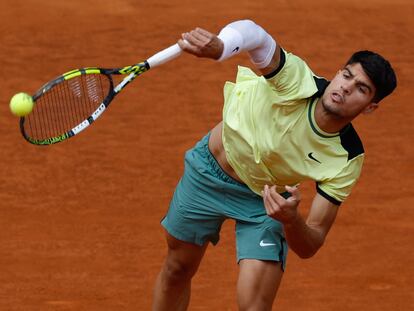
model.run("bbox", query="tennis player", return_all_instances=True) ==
[152,20,397,310]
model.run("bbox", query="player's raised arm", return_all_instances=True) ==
[178,20,281,76]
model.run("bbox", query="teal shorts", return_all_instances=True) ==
[161,133,288,268]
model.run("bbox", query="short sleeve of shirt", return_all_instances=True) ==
[265,49,321,102]
[223,49,325,107]
[315,124,366,205]
[317,154,364,205]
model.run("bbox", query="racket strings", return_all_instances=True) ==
[24,74,111,141]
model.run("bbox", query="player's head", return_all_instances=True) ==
[345,50,397,103]
[321,51,397,120]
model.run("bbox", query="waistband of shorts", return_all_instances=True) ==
[202,133,247,187]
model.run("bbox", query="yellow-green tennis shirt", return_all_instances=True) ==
[222,49,364,205]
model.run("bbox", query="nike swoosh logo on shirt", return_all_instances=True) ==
[308,152,322,164]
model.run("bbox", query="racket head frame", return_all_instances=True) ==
[20,61,149,145]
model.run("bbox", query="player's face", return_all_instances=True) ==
[321,63,378,119]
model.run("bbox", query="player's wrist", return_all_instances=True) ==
[283,211,301,227]
[217,26,243,61]
[211,37,225,60]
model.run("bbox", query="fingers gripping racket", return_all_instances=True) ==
[20,44,183,145]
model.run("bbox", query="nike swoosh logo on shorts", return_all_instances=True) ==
[260,240,276,247]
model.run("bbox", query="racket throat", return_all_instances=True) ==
[114,73,137,93]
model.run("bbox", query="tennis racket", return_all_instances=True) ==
[20,43,183,145]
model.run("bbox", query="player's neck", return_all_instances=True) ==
[314,98,352,133]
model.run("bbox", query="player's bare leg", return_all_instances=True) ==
[152,231,208,311]
[237,259,284,311]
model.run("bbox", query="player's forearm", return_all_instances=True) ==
[283,213,325,259]
[217,20,277,69]
[178,20,279,73]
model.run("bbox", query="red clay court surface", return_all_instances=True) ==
[1,0,413,310]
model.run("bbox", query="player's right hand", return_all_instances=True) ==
[178,28,224,60]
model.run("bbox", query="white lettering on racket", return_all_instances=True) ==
[72,103,107,135]
[72,120,90,135]
[91,103,106,120]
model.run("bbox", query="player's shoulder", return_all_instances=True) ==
[339,124,365,161]
[264,49,326,101]
[314,121,365,161]
[264,48,312,80]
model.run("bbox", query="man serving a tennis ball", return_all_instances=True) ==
[10,92,34,117]
[152,20,397,311]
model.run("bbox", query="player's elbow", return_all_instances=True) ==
[297,249,318,259]
[296,240,325,259]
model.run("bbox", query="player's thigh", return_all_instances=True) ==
[163,230,208,279]
[237,259,283,310]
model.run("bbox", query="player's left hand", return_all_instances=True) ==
[262,185,301,225]
[178,27,224,60]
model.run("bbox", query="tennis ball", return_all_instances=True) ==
[9,92,34,117]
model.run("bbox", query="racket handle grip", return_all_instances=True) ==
[147,43,183,68]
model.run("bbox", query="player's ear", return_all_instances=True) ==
[362,102,379,114]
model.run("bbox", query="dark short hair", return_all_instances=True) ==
[346,50,397,102]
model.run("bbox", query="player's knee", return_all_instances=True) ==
[162,258,197,285]
[238,295,274,311]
